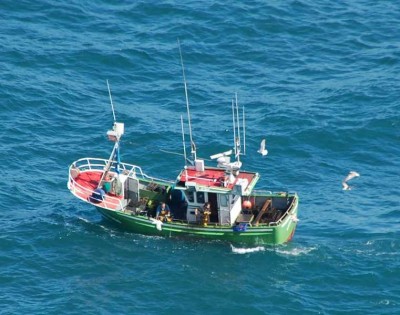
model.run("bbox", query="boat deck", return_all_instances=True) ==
[75,171,102,190]
[69,170,123,210]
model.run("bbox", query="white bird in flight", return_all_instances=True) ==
[342,171,360,190]
[257,139,268,156]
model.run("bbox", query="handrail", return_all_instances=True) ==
[71,157,175,184]
[252,190,297,196]
[268,195,298,226]
[68,170,124,210]
[68,157,175,211]
[252,190,273,195]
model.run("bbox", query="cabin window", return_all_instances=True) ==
[220,195,229,207]
[196,192,205,204]
[232,195,239,204]
[186,191,194,203]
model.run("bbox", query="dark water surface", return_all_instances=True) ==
[1,1,399,314]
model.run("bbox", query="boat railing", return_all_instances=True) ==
[252,190,297,196]
[68,168,125,211]
[68,157,174,211]
[252,189,273,195]
[71,157,174,184]
[268,195,298,226]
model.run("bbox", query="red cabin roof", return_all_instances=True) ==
[177,166,259,193]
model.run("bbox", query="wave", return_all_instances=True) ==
[230,244,266,254]
[275,246,317,256]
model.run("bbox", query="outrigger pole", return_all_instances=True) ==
[180,115,188,165]
[107,79,116,123]
[97,142,119,189]
[242,105,246,155]
[231,93,246,161]
[232,99,237,157]
[235,93,241,161]
[97,80,123,189]
[178,39,197,162]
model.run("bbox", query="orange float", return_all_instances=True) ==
[242,200,252,209]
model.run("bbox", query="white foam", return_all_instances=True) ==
[230,244,266,254]
[276,246,316,256]
[77,216,91,224]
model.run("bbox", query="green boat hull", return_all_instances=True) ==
[96,205,298,245]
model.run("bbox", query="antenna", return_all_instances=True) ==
[242,106,246,155]
[180,115,188,165]
[232,99,237,156]
[178,39,196,161]
[98,82,124,189]
[235,93,241,160]
[107,79,116,122]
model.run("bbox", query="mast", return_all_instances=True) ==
[107,79,116,123]
[180,115,188,165]
[178,39,197,162]
[97,81,124,189]
[97,142,119,189]
[235,93,241,161]
[232,99,237,157]
[242,105,246,155]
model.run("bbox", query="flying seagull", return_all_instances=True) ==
[257,139,268,156]
[342,171,360,190]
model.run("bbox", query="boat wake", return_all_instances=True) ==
[275,246,316,256]
[76,216,118,237]
[77,216,92,224]
[230,244,266,254]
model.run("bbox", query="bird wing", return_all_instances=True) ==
[259,139,265,151]
[344,171,360,183]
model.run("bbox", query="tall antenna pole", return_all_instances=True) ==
[180,115,188,165]
[178,39,196,161]
[232,99,237,157]
[107,79,116,122]
[242,106,246,155]
[235,93,241,160]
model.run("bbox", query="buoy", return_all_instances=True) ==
[242,200,252,209]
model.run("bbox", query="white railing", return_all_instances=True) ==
[67,169,123,211]
[252,190,297,196]
[68,178,124,210]
[252,189,273,195]
[68,157,174,211]
[70,157,175,184]
[268,195,299,226]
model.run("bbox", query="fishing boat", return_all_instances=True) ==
[68,110,299,244]
[67,61,299,245]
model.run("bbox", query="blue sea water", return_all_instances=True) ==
[1,0,399,314]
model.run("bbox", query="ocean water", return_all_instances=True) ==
[1,0,399,314]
